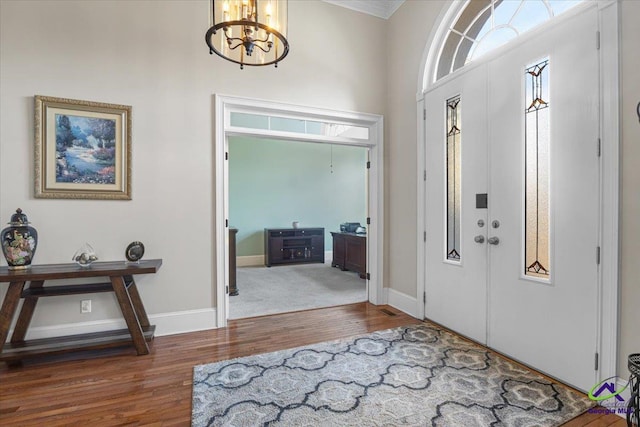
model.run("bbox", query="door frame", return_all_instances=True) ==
[215,95,384,328]
[416,0,620,383]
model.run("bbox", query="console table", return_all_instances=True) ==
[264,228,324,267]
[331,232,366,279]
[0,259,162,362]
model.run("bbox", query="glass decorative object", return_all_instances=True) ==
[73,243,98,267]
[1,208,38,270]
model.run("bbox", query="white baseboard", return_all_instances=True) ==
[325,251,333,262]
[16,308,218,340]
[237,255,264,267]
[151,308,217,336]
[237,252,333,267]
[386,288,419,318]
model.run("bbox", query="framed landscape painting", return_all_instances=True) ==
[34,95,132,200]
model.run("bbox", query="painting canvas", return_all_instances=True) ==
[55,114,117,184]
[35,96,131,199]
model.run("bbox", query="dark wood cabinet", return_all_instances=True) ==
[229,228,238,296]
[331,232,366,279]
[264,228,324,267]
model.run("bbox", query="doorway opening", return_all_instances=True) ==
[215,95,384,327]
[227,135,369,319]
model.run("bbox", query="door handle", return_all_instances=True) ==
[488,236,500,245]
[474,235,485,243]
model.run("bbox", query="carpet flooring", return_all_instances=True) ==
[192,323,593,426]
[229,261,367,319]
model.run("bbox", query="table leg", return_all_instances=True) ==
[124,275,150,328]
[11,280,44,343]
[110,275,149,355]
[0,281,26,351]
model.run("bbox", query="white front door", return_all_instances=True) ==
[425,63,489,345]
[424,6,600,391]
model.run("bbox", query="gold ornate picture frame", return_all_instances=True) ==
[34,95,132,200]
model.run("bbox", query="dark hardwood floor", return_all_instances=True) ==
[0,303,629,426]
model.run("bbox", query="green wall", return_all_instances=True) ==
[229,136,367,257]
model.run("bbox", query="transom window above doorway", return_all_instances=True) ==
[229,112,370,140]
[436,0,584,80]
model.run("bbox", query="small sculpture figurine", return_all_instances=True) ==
[73,243,98,267]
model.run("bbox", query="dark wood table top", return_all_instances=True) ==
[330,231,366,237]
[0,259,162,282]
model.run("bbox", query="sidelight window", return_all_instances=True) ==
[524,59,550,279]
[446,96,462,262]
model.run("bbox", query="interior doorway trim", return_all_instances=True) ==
[215,95,384,328]
[415,0,620,383]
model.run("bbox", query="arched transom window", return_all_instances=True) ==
[436,0,585,80]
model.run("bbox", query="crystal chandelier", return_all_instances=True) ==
[205,0,289,69]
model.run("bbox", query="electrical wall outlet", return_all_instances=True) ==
[80,299,91,314]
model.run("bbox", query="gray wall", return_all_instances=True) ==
[0,0,386,331]
[229,137,367,256]
[618,0,640,379]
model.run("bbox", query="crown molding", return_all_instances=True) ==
[322,0,405,20]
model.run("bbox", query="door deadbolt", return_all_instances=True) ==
[477,219,485,227]
[492,220,500,229]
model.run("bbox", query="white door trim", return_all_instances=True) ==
[595,0,620,384]
[214,95,384,328]
[416,0,620,382]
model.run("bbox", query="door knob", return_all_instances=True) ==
[474,235,485,243]
[488,236,500,245]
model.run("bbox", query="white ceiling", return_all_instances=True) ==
[321,0,406,20]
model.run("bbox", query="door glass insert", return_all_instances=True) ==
[446,96,462,261]
[524,59,550,279]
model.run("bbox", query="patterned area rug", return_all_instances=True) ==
[192,324,593,426]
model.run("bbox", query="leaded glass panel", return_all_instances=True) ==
[446,96,461,261]
[524,59,550,279]
[436,0,584,81]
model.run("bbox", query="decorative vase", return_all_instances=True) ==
[1,208,38,270]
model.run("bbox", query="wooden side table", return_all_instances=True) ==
[0,259,162,362]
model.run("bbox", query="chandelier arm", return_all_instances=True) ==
[252,34,271,44]
[252,43,273,54]
[226,40,245,51]
[221,35,246,50]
